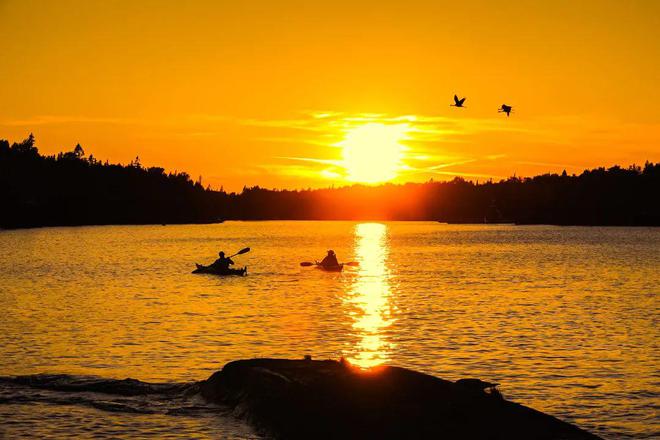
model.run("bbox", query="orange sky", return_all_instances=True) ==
[1,0,659,190]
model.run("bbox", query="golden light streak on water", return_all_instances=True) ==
[345,223,396,368]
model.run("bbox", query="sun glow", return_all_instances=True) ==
[338,123,409,184]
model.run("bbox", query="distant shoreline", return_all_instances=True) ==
[2,220,659,231]
[2,136,658,229]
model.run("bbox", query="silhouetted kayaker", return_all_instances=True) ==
[211,251,234,271]
[319,250,339,267]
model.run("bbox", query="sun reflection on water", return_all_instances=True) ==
[345,223,395,368]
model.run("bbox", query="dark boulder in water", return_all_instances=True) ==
[199,358,601,439]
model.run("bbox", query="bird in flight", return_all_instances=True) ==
[451,94,466,108]
[498,104,513,117]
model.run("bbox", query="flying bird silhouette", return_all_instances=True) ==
[498,104,513,117]
[451,94,466,108]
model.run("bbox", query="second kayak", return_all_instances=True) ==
[316,263,344,272]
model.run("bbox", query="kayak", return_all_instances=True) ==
[316,263,344,272]
[192,264,247,276]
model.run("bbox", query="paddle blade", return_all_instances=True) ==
[345,261,360,266]
[300,262,314,267]
[236,247,250,255]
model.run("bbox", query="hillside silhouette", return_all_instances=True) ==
[1,135,658,228]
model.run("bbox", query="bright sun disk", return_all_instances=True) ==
[338,123,409,183]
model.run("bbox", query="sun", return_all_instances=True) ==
[338,123,409,184]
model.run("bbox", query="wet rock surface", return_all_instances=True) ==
[200,358,601,439]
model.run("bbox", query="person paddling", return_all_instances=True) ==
[211,251,234,271]
[319,250,340,268]
[194,247,250,276]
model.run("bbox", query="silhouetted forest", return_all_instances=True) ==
[1,134,658,228]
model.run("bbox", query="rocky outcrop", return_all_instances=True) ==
[200,358,601,439]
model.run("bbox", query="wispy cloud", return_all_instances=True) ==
[217,110,529,183]
[426,159,478,170]
[275,156,342,166]
[0,115,138,126]
[234,110,538,144]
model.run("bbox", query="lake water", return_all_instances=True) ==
[0,222,658,439]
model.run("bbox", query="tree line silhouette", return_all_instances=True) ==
[1,134,658,228]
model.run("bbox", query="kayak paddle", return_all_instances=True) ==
[228,247,250,258]
[300,261,315,267]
